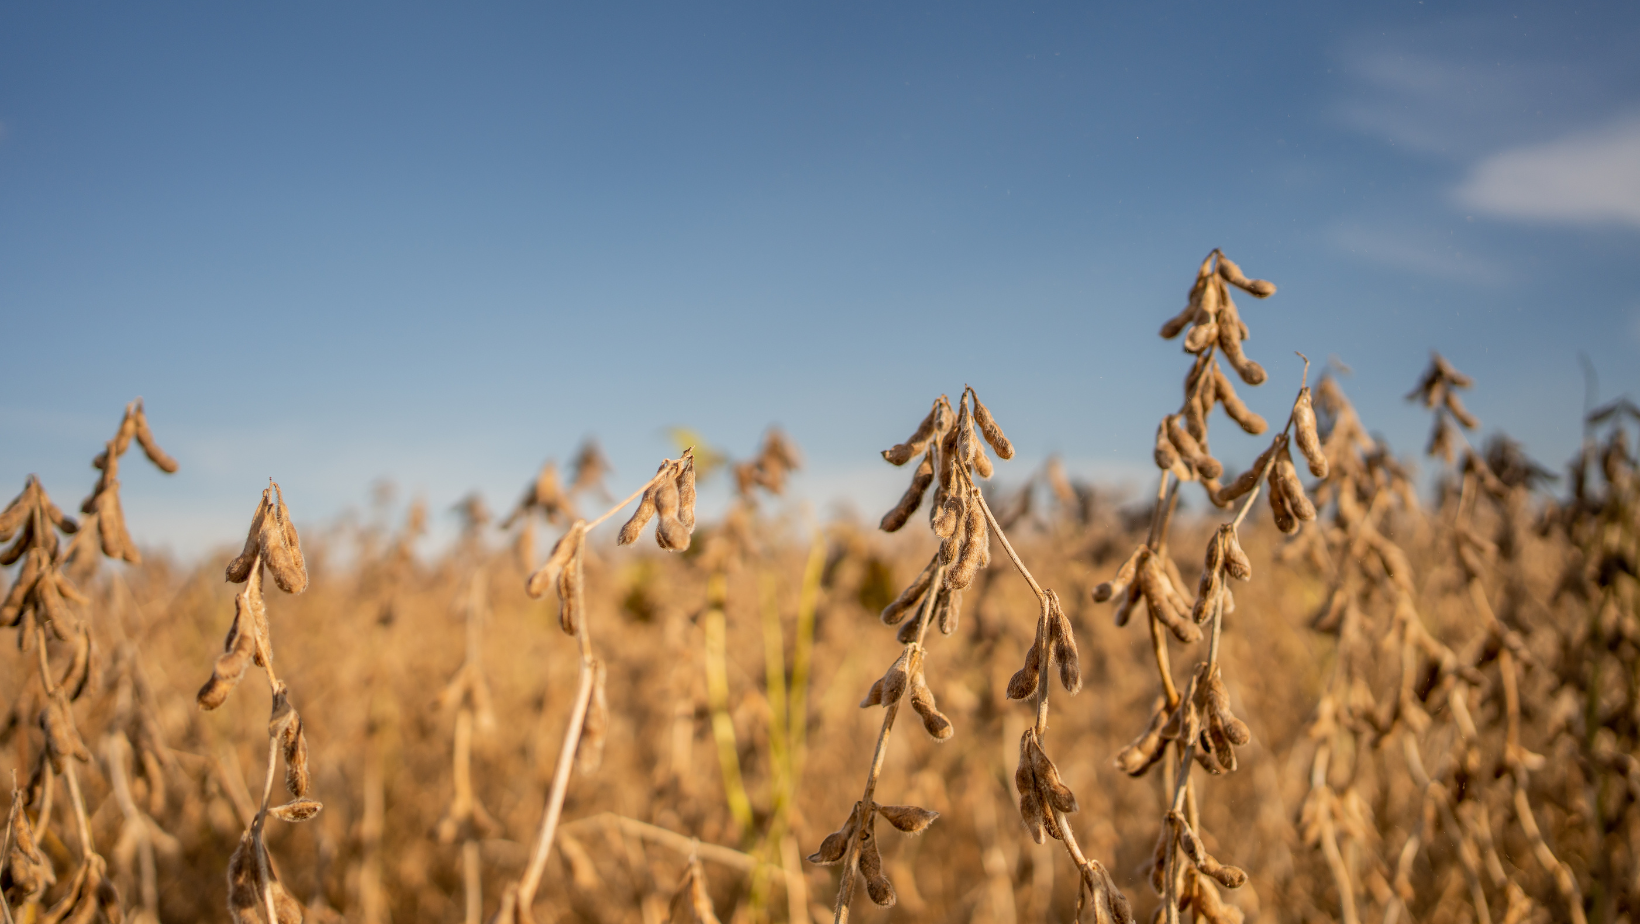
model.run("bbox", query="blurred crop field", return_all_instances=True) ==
[3,264,1638,924]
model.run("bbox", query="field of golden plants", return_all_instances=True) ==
[4,252,1637,924]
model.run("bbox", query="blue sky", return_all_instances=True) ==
[3,2,1637,558]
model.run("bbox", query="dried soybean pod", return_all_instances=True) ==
[971,438,994,479]
[1223,529,1252,581]
[1217,319,1267,386]
[1153,419,1182,471]
[877,653,910,706]
[1006,638,1043,700]
[877,804,940,834]
[883,398,945,466]
[1183,320,1219,354]
[1047,592,1081,693]
[132,403,179,473]
[1,548,44,624]
[1015,733,1047,844]
[1267,470,1297,535]
[225,491,271,583]
[653,469,690,551]
[1213,364,1268,435]
[1215,255,1277,298]
[908,671,954,740]
[259,497,305,594]
[1148,822,1172,895]
[197,610,255,710]
[858,814,896,907]
[617,473,661,545]
[1028,736,1079,813]
[526,522,585,598]
[1112,574,1143,628]
[1140,556,1201,643]
[556,548,584,636]
[1159,301,1198,339]
[932,487,963,539]
[0,481,33,539]
[880,450,934,532]
[1272,445,1316,521]
[1217,439,1279,504]
[807,804,861,864]
[969,390,1015,459]
[947,494,989,590]
[936,586,962,636]
[1292,387,1328,477]
[1094,546,1145,602]
[1167,415,1222,479]
[1445,391,1480,429]
[96,481,140,563]
[266,483,308,593]
[881,555,937,625]
[1115,702,1170,776]
[676,462,697,532]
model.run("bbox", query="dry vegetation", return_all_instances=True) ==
[3,254,1638,924]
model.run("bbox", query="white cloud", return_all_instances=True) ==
[1456,118,1640,227]
[1327,222,1505,285]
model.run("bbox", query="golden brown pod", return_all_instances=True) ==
[1153,419,1182,471]
[1216,439,1279,505]
[1139,556,1201,643]
[908,670,954,740]
[1215,254,1276,298]
[1159,301,1199,339]
[653,472,690,551]
[1291,387,1328,477]
[1027,735,1079,813]
[1216,320,1267,386]
[1015,733,1047,844]
[132,403,179,473]
[935,586,961,636]
[858,817,897,908]
[877,803,939,834]
[95,480,140,563]
[880,450,934,532]
[1006,637,1043,701]
[197,608,255,711]
[1212,364,1267,434]
[969,390,1015,459]
[1166,414,1222,479]
[1272,447,1316,521]
[882,398,947,466]
[807,803,861,865]
[1115,702,1170,776]
[1,547,46,625]
[1223,529,1252,581]
[556,551,582,636]
[1093,546,1145,602]
[226,491,271,583]
[526,522,586,599]
[1183,320,1219,354]
[1047,591,1081,693]
[676,462,697,533]
[259,490,307,594]
[880,554,937,625]
[617,474,661,546]
[1112,575,1143,627]
[1266,471,1297,535]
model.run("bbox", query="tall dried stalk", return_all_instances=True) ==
[504,449,699,924]
[812,387,1127,922]
[2,399,176,922]
[439,569,500,924]
[197,482,322,924]
[1095,251,1290,924]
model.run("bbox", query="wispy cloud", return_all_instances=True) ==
[1327,221,1506,285]
[1455,117,1640,228]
